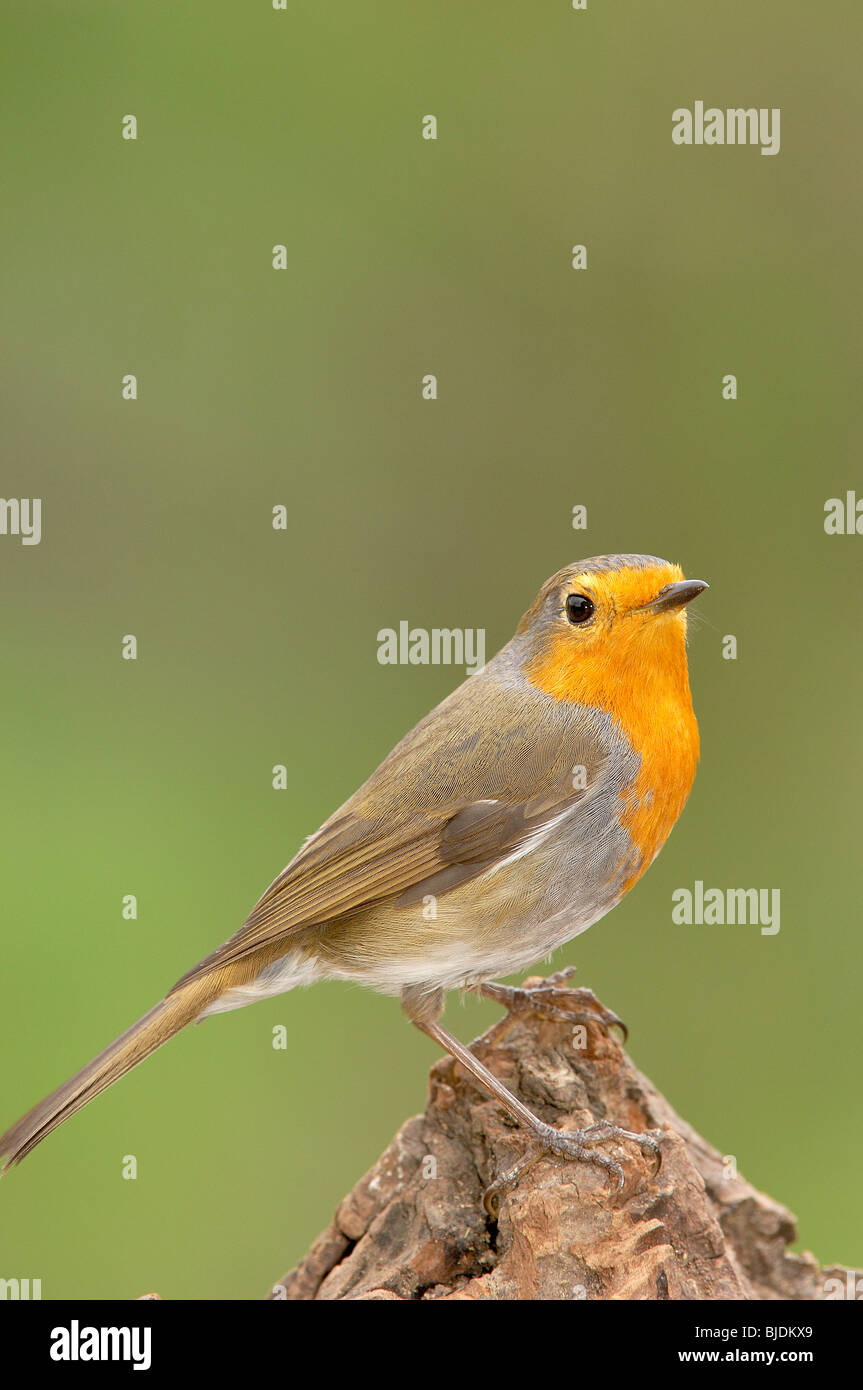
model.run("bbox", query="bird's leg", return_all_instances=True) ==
[411,1012,660,1217]
[476,966,628,1042]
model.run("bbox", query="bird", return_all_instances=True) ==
[0,553,707,1203]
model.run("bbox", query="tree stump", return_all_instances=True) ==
[269,977,857,1301]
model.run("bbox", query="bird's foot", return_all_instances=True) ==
[484,1119,662,1217]
[479,967,628,1042]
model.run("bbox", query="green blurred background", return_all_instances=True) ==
[2,1,861,1298]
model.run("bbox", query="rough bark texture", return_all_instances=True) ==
[269,978,857,1301]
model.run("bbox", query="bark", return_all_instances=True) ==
[269,977,858,1301]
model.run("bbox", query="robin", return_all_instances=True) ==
[0,553,706,1202]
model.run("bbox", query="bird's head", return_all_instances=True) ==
[517,554,708,708]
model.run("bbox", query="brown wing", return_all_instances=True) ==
[170,673,608,990]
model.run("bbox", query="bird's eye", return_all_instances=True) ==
[565,593,595,625]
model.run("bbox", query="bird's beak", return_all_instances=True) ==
[635,579,709,616]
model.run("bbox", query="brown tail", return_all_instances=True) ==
[0,982,210,1171]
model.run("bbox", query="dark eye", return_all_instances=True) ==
[565,593,595,625]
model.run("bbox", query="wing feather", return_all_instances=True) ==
[170,675,608,990]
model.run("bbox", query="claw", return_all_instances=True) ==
[481,976,629,1043]
[569,1007,628,1044]
[472,972,652,1214]
[484,1144,544,1217]
[564,988,628,1042]
[545,966,577,987]
[483,1121,663,1214]
[542,970,629,1041]
[638,1132,663,1176]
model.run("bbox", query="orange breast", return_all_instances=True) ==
[527,616,700,890]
